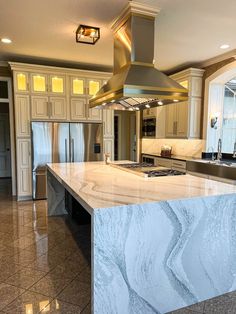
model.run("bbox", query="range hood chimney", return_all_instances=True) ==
[89,1,188,111]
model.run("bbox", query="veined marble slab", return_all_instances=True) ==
[93,193,236,313]
[47,162,236,213]
[47,162,236,314]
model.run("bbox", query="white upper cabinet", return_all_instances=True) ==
[31,73,48,93]
[70,77,86,96]
[31,96,67,120]
[49,75,65,95]
[87,78,101,97]
[70,98,87,121]
[14,72,29,93]
[166,68,205,139]
[31,73,66,95]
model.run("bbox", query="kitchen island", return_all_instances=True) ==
[47,162,236,314]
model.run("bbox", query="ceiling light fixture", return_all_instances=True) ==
[1,38,12,44]
[220,44,230,49]
[76,25,100,45]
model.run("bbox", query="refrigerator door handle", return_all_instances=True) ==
[65,139,68,162]
[71,138,75,162]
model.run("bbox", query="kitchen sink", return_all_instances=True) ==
[187,159,236,181]
[196,159,236,167]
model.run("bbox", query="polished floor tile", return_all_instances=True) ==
[0,282,25,310]
[5,267,47,289]
[57,278,90,308]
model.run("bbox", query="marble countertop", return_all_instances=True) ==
[47,162,236,211]
[142,152,197,161]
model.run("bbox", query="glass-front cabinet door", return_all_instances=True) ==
[87,79,101,97]
[70,77,85,96]
[31,73,47,93]
[15,72,29,92]
[50,75,65,95]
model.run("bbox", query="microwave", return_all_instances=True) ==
[142,118,156,137]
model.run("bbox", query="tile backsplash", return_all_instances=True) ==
[142,139,205,158]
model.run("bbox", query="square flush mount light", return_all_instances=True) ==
[76,25,100,45]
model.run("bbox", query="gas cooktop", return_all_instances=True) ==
[111,162,186,178]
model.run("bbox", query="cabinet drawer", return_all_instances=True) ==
[172,160,186,170]
[156,157,172,168]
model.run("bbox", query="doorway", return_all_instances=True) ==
[0,77,16,196]
[114,111,137,161]
[0,104,11,177]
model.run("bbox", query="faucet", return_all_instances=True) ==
[216,138,222,161]
[233,142,236,158]
[208,146,215,161]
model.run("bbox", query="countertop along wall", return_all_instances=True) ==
[142,138,205,158]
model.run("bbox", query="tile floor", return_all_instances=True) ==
[0,179,91,313]
[1,178,236,314]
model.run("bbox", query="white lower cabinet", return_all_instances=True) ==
[103,138,114,161]
[17,138,32,198]
[70,98,87,121]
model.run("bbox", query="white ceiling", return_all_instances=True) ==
[0,0,236,72]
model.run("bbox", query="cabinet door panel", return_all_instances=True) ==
[176,101,188,138]
[103,110,114,137]
[31,74,47,93]
[165,103,176,138]
[15,72,29,92]
[15,95,30,137]
[87,79,101,96]
[50,97,67,120]
[50,75,65,95]
[70,98,87,121]
[189,98,201,138]
[103,138,114,161]
[88,108,102,121]
[31,96,49,120]
[17,139,32,196]
[71,77,86,96]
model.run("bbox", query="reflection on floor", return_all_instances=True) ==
[0,179,91,313]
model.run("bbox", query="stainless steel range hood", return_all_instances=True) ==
[89,1,188,111]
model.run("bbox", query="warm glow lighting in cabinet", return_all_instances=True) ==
[52,77,63,93]
[73,79,84,94]
[17,73,27,91]
[89,80,100,96]
[180,80,188,89]
[33,75,46,92]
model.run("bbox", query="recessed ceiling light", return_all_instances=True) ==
[158,101,163,105]
[173,99,179,102]
[220,44,230,49]
[145,104,150,108]
[1,38,12,44]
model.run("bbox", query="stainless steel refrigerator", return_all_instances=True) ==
[31,122,103,200]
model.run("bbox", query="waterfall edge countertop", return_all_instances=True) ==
[47,161,236,212]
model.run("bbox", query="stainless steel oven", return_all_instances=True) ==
[142,118,156,137]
